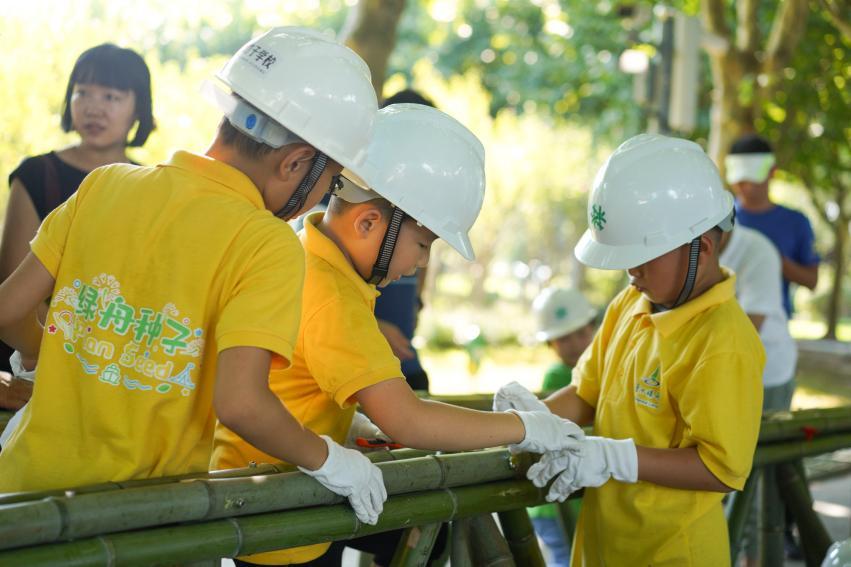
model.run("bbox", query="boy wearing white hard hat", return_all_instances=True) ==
[0,27,388,525]
[534,287,597,387]
[495,134,766,566]
[212,104,587,566]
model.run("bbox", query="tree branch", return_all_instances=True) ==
[701,0,732,41]
[736,0,761,69]
[765,0,810,76]
[820,0,851,41]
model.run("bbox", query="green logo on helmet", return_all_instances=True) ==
[555,307,568,320]
[591,204,607,231]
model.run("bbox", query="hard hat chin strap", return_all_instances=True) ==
[274,152,329,220]
[654,237,701,312]
[368,207,407,285]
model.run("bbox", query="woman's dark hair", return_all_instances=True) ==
[61,43,155,147]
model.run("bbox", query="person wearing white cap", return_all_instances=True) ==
[0,27,390,527]
[494,134,766,567]
[725,134,820,317]
[212,103,588,566]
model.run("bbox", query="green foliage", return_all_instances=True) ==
[759,8,850,207]
[389,0,643,144]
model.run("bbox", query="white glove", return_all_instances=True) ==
[298,435,387,525]
[9,351,35,382]
[527,436,638,502]
[493,381,550,413]
[345,412,387,449]
[506,409,585,454]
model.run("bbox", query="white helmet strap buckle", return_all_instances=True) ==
[201,80,304,149]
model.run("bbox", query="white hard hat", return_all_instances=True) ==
[822,539,851,567]
[335,103,486,261]
[533,287,596,342]
[575,133,734,270]
[215,27,378,183]
[724,152,775,184]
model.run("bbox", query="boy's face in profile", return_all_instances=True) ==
[375,218,437,288]
[550,322,595,367]
[731,180,769,205]
[627,244,692,307]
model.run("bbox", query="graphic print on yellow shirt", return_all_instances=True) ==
[0,151,304,494]
[48,274,203,396]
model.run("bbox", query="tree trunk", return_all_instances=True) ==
[824,194,848,340]
[340,0,406,97]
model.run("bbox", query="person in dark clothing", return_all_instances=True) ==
[0,43,155,408]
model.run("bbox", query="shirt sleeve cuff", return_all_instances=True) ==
[334,363,402,408]
[697,445,749,491]
[217,330,295,368]
[30,237,61,278]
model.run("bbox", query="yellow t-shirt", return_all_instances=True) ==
[212,212,402,565]
[0,151,304,493]
[572,271,765,567]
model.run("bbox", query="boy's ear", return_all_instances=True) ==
[352,205,386,239]
[699,231,720,258]
[275,144,317,181]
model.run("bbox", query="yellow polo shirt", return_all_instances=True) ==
[0,151,304,493]
[572,271,764,567]
[212,212,402,565]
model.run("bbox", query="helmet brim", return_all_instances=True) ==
[574,229,677,270]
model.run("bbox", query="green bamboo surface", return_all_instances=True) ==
[727,469,759,562]
[0,447,432,506]
[449,519,474,567]
[0,448,525,551]
[2,406,850,565]
[468,513,516,566]
[777,462,832,566]
[761,466,786,566]
[497,508,546,567]
[0,409,10,433]
[0,480,545,566]
[388,523,441,567]
[758,407,851,442]
[753,432,851,466]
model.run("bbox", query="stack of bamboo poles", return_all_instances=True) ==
[0,407,849,566]
[0,447,552,566]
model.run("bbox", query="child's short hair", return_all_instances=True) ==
[61,43,155,147]
[216,117,279,159]
[328,194,395,219]
[729,134,773,155]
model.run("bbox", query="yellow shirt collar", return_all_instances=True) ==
[628,268,738,338]
[300,212,380,302]
[163,151,265,209]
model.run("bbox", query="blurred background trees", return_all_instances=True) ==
[1,0,848,354]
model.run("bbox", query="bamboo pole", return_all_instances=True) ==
[753,432,851,466]
[758,407,851,443]
[497,508,546,567]
[449,519,474,567]
[777,462,832,566]
[388,523,441,567]
[760,466,785,566]
[469,513,516,567]
[0,448,432,506]
[0,479,546,566]
[0,448,521,551]
[727,468,760,563]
